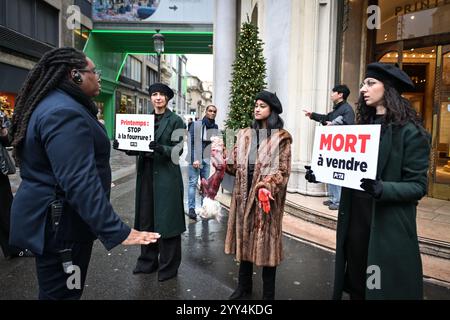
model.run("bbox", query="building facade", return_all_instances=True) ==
[115,54,158,121]
[186,75,213,120]
[340,0,450,200]
[214,0,449,200]
[0,0,94,116]
[214,0,339,196]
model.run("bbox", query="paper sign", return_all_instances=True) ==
[311,125,381,191]
[115,114,154,152]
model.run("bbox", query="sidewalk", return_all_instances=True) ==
[8,146,450,286]
[215,188,450,286]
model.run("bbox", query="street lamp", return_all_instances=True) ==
[153,29,165,82]
[133,86,138,114]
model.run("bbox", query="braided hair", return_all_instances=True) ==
[10,47,87,162]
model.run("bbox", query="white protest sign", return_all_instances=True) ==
[311,125,381,191]
[115,114,154,152]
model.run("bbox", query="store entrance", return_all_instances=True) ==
[378,44,450,200]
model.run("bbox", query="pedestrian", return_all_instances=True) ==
[306,62,430,299]
[187,118,193,131]
[303,85,355,210]
[225,90,292,300]
[186,105,219,220]
[0,112,33,259]
[8,47,160,300]
[114,82,186,281]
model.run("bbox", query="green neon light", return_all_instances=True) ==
[91,29,212,35]
[126,52,158,55]
[116,53,129,82]
[82,33,91,52]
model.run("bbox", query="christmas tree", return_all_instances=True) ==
[225,21,267,130]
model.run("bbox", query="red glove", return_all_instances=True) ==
[258,188,274,214]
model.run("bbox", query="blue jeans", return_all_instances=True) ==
[188,160,210,210]
[328,184,341,205]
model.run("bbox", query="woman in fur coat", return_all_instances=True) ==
[225,90,292,300]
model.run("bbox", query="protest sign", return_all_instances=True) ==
[311,125,381,191]
[115,114,154,152]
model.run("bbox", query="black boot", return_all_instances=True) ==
[229,261,253,300]
[262,266,276,300]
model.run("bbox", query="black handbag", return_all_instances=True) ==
[0,144,16,175]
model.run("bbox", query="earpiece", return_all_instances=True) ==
[72,70,83,84]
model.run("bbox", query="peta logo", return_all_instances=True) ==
[130,142,137,147]
[333,172,345,180]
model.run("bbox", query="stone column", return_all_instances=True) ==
[213,0,237,129]
[286,0,339,195]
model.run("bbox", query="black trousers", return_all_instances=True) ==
[239,260,277,299]
[135,236,181,279]
[135,158,181,279]
[35,216,93,300]
[344,191,372,300]
[0,174,21,257]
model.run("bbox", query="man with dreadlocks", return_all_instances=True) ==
[8,47,160,300]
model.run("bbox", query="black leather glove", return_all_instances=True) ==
[360,178,383,199]
[149,141,164,154]
[304,165,318,183]
[112,139,120,150]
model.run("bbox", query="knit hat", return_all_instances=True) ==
[365,62,414,93]
[255,90,283,114]
[148,82,174,100]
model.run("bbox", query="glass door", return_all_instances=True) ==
[431,45,450,200]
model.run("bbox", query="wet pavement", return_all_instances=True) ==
[0,171,335,300]
[1,160,450,300]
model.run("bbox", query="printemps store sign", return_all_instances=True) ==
[395,0,450,15]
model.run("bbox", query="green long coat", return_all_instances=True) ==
[134,109,186,238]
[333,122,430,300]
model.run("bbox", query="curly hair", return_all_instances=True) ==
[10,47,87,163]
[356,83,424,131]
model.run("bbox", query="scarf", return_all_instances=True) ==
[202,117,216,129]
[58,80,98,117]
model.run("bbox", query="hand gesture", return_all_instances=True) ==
[303,109,312,118]
[304,165,318,183]
[122,229,160,245]
[258,188,274,214]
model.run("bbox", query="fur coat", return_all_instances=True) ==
[225,128,292,267]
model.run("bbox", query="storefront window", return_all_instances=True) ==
[96,101,105,124]
[379,46,436,133]
[118,93,136,114]
[377,0,450,44]
[367,1,450,199]
[436,46,450,184]
[0,93,15,119]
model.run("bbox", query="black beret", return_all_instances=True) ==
[148,82,174,100]
[365,62,414,93]
[255,90,283,114]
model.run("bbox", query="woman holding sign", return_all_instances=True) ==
[114,83,186,282]
[312,63,430,300]
[225,90,292,300]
